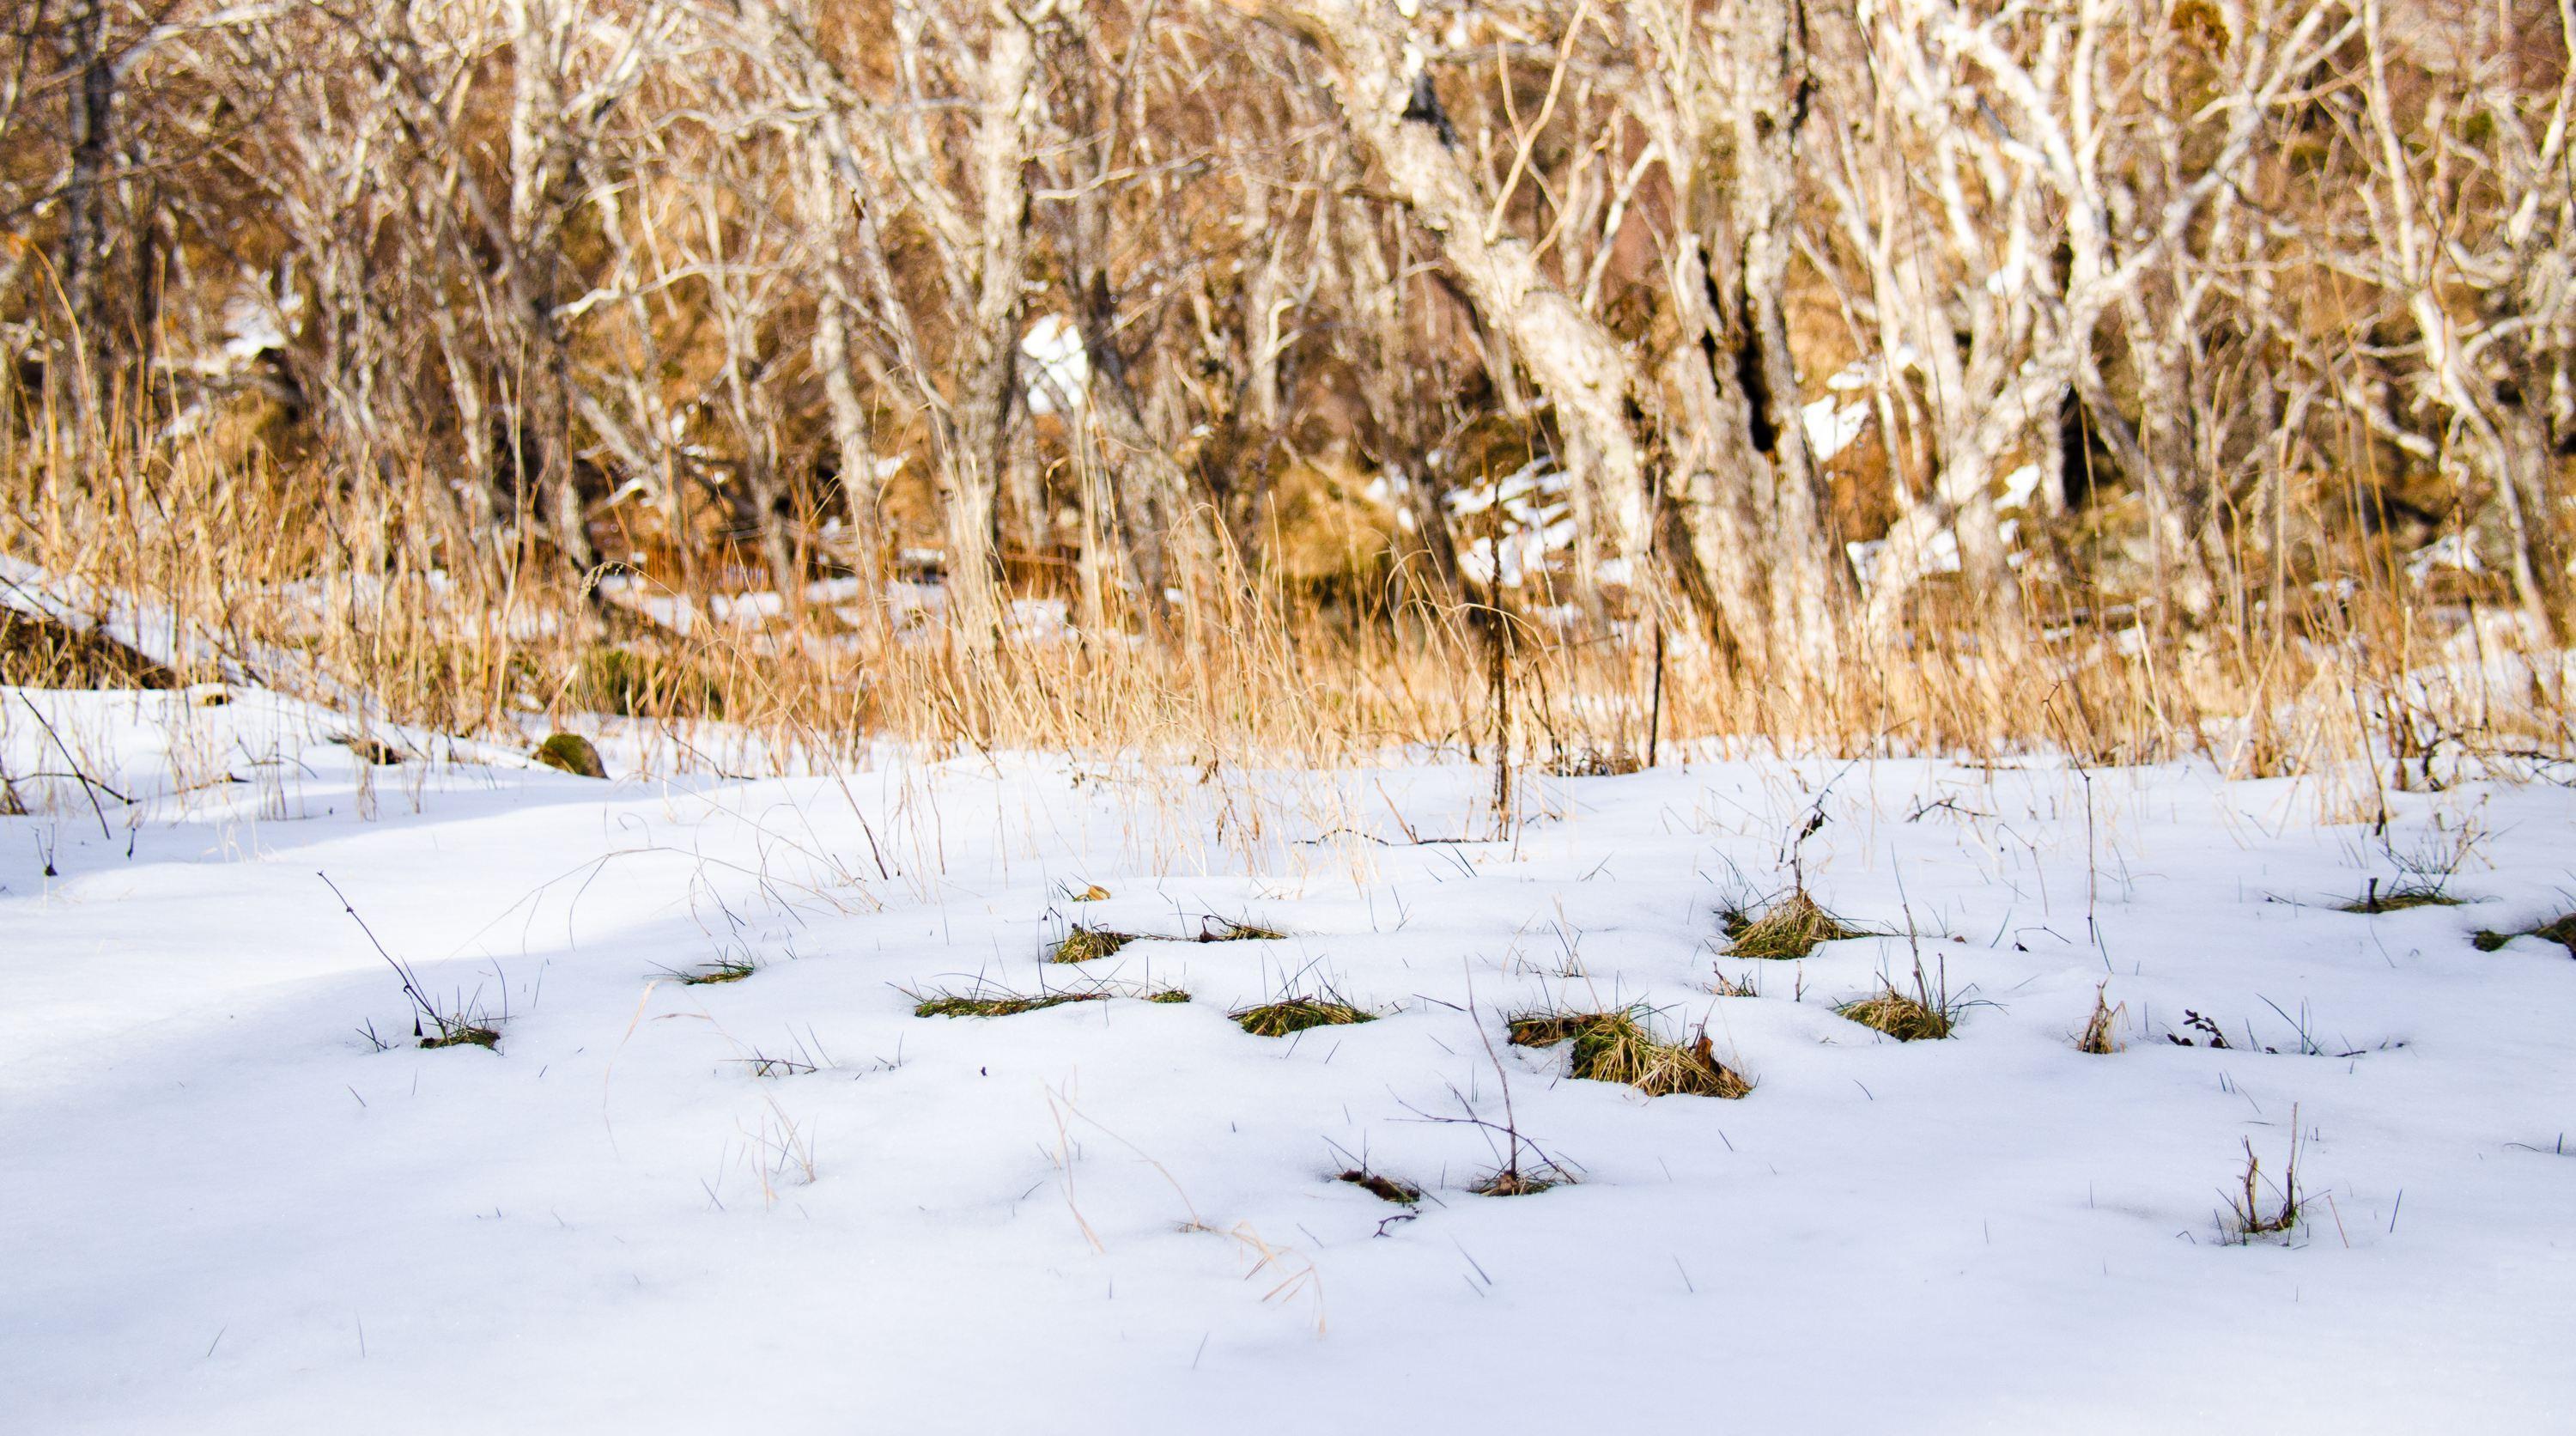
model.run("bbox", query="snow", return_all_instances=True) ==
[4,687,2574,1432]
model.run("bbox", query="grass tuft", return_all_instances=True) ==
[420,1024,499,1050]
[2075,981,2123,1054]
[910,985,1109,1019]
[2341,878,2459,913]
[1144,987,1194,1004]
[1231,994,1375,1037]
[1469,1167,1562,1197]
[1838,984,1958,1041]
[2475,913,2576,956]
[1050,924,1134,963]
[1508,1007,1749,1098]
[678,956,756,985]
[1198,916,1286,941]
[1723,891,1864,959]
[1337,1169,1422,1204]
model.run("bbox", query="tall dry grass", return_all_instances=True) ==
[5,367,2563,799]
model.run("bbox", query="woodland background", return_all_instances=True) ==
[3,0,2571,774]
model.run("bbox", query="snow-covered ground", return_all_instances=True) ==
[3,686,2572,1433]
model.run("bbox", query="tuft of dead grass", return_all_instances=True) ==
[1050,925,1134,964]
[1838,983,1959,1041]
[910,985,1109,1019]
[1469,1167,1561,1197]
[1507,1007,1749,1098]
[2221,1112,2305,1243]
[2075,981,2123,1054]
[2340,878,2460,913]
[1336,1168,1422,1204]
[1723,891,1865,959]
[1231,994,1376,1037]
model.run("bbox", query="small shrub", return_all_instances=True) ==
[1723,891,1864,959]
[1508,1007,1748,1098]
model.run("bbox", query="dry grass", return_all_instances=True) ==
[1468,1167,1562,1197]
[1724,891,1866,960]
[1336,1168,1422,1204]
[1,383,2567,805]
[1231,994,1376,1037]
[2222,1116,2305,1244]
[1838,972,1962,1042]
[1507,1007,1750,1098]
[2075,982,2123,1054]
[2341,879,2461,914]
[1050,925,1134,964]
[909,985,1110,1019]
[677,956,757,986]
[0,608,173,689]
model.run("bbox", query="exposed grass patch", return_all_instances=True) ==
[2475,913,2576,956]
[1231,993,1376,1037]
[1838,972,1963,1042]
[677,955,756,985]
[1722,890,1865,958]
[1507,1007,1749,1098]
[1197,916,1286,941]
[533,732,607,778]
[1469,1167,1563,1197]
[418,1023,501,1050]
[1144,987,1194,1004]
[909,984,1110,1019]
[2340,878,2460,913]
[1050,924,1134,963]
[1337,1168,1423,1204]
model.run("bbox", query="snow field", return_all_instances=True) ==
[3,686,2572,1432]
